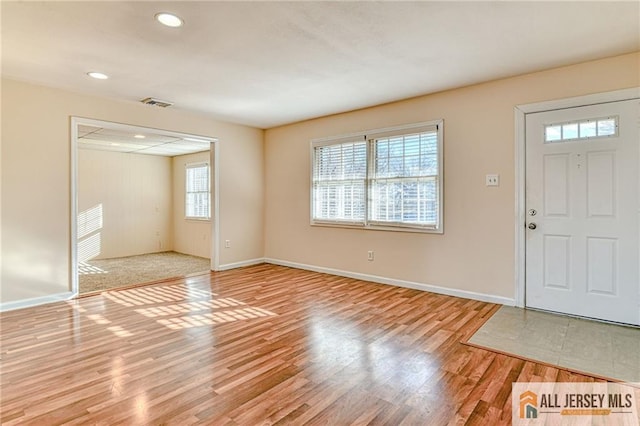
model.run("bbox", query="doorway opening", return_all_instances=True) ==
[71,117,219,296]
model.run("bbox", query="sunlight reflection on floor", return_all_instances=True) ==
[78,261,108,275]
[103,284,212,307]
[157,307,277,330]
[77,282,279,332]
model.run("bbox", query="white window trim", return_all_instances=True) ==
[185,161,211,221]
[310,120,444,234]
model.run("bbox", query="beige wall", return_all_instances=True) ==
[264,52,640,301]
[78,149,173,260]
[218,126,266,267]
[1,78,264,305]
[1,53,637,307]
[172,151,211,258]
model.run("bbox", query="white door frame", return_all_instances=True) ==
[513,87,640,308]
[70,117,220,296]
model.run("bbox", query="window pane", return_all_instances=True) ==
[420,154,438,175]
[376,140,388,158]
[404,134,420,156]
[597,119,616,136]
[579,121,597,138]
[389,138,404,157]
[562,123,578,139]
[545,125,562,142]
[313,181,365,221]
[186,167,208,192]
[389,156,403,177]
[370,178,438,226]
[404,155,420,177]
[315,142,366,181]
[376,157,389,177]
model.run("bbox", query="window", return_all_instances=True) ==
[185,162,210,219]
[545,116,618,143]
[311,121,443,232]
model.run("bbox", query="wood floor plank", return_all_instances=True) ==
[0,263,610,424]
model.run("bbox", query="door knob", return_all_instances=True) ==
[528,223,537,230]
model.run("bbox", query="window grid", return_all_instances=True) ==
[185,163,210,219]
[545,116,618,143]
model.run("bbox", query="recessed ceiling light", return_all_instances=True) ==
[134,134,146,139]
[87,71,109,80]
[111,143,121,146]
[155,12,183,28]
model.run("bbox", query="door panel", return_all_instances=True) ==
[543,154,570,216]
[525,99,639,325]
[543,234,570,289]
[586,151,616,217]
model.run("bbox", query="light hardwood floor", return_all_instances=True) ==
[1,264,603,425]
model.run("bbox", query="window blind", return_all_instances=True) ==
[369,130,439,227]
[310,120,443,232]
[185,162,210,219]
[312,140,366,224]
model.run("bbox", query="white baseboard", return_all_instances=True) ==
[264,258,515,306]
[0,291,75,312]
[0,260,514,311]
[217,258,265,271]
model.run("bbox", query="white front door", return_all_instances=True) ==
[525,99,639,325]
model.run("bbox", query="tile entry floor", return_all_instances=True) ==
[468,306,640,383]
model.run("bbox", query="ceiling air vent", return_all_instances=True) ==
[140,97,173,108]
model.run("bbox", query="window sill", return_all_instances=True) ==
[185,217,211,222]
[310,221,443,234]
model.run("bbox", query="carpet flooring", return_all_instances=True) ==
[465,306,640,383]
[79,251,210,294]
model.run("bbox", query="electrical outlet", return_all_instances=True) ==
[225,240,231,248]
[367,250,374,261]
[486,174,499,187]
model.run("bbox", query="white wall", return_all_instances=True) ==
[1,78,264,305]
[78,149,173,260]
[263,52,640,303]
[172,151,211,258]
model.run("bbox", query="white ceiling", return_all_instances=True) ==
[2,1,639,129]
[78,124,211,156]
